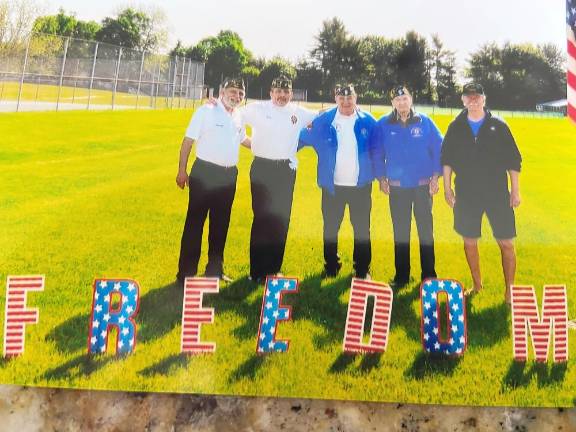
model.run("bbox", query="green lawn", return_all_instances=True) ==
[0,81,195,109]
[0,109,575,407]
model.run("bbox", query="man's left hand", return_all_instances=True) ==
[510,190,521,208]
[429,178,439,195]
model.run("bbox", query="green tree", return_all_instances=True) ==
[249,56,296,98]
[394,31,432,102]
[358,35,402,103]
[311,17,365,99]
[172,30,253,91]
[96,7,165,52]
[467,42,565,110]
[32,9,100,40]
[294,58,323,101]
[430,34,459,107]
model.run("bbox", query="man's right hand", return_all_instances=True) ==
[444,188,456,208]
[176,171,189,189]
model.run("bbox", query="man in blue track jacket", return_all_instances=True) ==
[298,84,377,279]
[371,86,443,287]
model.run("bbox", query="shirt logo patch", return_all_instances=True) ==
[361,128,368,137]
[291,115,297,125]
[490,126,496,131]
[411,127,423,138]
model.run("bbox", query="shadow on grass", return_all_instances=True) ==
[466,302,510,349]
[391,282,510,348]
[328,352,382,375]
[45,281,187,354]
[293,274,351,350]
[329,353,356,373]
[138,354,191,377]
[502,361,568,390]
[221,273,357,383]
[228,355,265,383]
[404,352,462,380]
[41,354,113,381]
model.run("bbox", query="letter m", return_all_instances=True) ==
[511,285,569,363]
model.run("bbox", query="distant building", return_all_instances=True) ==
[536,99,567,115]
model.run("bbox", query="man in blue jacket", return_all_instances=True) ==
[371,86,443,287]
[298,84,377,279]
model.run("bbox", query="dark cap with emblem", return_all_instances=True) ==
[271,75,292,90]
[462,82,484,96]
[221,77,245,91]
[335,84,355,96]
[390,85,411,99]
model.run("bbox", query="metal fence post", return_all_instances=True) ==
[150,58,156,108]
[87,42,99,110]
[135,50,146,109]
[170,57,178,108]
[16,35,31,113]
[192,62,199,111]
[178,57,186,108]
[111,47,122,110]
[56,37,70,112]
[153,60,160,109]
[184,59,192,109]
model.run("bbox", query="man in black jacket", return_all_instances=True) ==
[441,83,521,304]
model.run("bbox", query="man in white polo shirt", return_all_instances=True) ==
[241,76,317,283]
[175,77,250,284]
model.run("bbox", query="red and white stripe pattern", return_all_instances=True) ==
[3,276,45,358]
[180,277,219,354]
[343,278,393,354]
[511,285,569,363]
[568,0,576,122]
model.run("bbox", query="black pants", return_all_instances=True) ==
[249,157,296,279]
[177,158,237,279]
[389,185,436,282]
[322,184,372,277]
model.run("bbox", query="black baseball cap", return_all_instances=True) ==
[462,82,484,96]
[271,76,292,89]
[335,84,355,96]
[391,85,411,99]
[222,77,245,91]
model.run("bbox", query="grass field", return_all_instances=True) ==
[0,81,195,109]
[0,108,575,407]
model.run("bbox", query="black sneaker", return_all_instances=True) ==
[322,269,341,279]
[389,277,409,288]
[322,262,342,279]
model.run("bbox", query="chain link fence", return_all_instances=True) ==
[0,32,205,112]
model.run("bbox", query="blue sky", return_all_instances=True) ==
[47,0,566,66]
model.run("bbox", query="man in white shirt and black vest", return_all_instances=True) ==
[175,78,250,284]
[242,76,317,284]
[298,84,377,279]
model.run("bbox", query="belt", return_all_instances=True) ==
[388,178,432,187]
[253,156,291,165]
[195,157,237,170]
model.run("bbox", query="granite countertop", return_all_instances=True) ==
[0,386,574,431]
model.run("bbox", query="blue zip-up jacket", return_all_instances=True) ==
[298,107,377,194]
[371,110,443,188]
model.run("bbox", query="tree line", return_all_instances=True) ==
[172,18,566,110]
[1,3,566,110]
